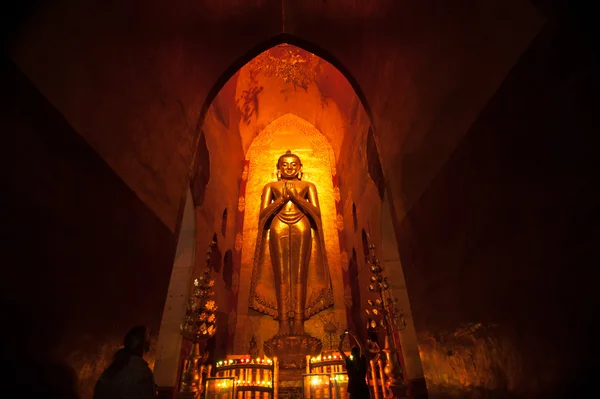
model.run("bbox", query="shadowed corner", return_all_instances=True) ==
[1,299,80,399]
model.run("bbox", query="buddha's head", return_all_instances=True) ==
[277,150,302,180]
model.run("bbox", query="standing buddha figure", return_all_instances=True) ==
[249,150,333,336]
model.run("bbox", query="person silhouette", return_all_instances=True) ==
[94,326,156,399]
[338,330,371,399]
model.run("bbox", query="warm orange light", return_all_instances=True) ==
[240,114,345,344]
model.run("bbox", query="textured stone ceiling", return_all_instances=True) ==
[9,0,543,233]
[205,44,363,163]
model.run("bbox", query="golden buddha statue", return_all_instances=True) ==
[249,150,333,337]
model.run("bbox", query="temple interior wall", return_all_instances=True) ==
[5,2,598,399]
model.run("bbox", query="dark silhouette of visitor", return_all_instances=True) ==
[365,318,381,362]
[94,326,156,399]
[338,330,370,399]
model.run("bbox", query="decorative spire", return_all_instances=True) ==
[364,235,407,393]
[364,237,406,335]
[180,240,218,341]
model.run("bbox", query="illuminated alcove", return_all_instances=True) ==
[234,113,344,354]
[153,43,424,390]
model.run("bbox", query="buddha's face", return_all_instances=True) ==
[278,155,302,180]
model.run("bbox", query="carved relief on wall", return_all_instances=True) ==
[232,271,240,295]
[333,186,341,202]
[336,214,345,231]
[247,44,320,92]
[235,233,243,252]
[340,250,349,272]
[344,284,353,309]
[237,196,246,213]
[233,315,278,356]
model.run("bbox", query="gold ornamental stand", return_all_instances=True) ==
[365,237,408,399]
[179,240,219,399]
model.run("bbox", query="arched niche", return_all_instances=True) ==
[210,233,223,273]
[157,41,426,394]
[221,208,228,238]
[233,113,346,354]
[362,228,370,262]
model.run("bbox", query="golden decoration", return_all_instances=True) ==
[249,149,333,337]
[238,196,246,213]
[232,271,240,295]
[236,114,345,353]
[340,251,349,272]
[179,240,218,396]
[248,44,320,91]
[344,284,353,308]
[204,300,216,311]
[365,237,407,396]
[242,165,249,181]
[333,187,341,202]
[336,214,345,231]
[235,233,243,252]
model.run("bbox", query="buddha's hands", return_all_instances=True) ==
[281,183,289,201]
[286,183,300,201]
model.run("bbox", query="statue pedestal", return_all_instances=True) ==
[263,333,322,369]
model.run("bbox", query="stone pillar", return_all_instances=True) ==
[154,190,197,390]
[381,194,428,398]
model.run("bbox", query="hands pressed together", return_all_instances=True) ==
[282,182,299,202]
